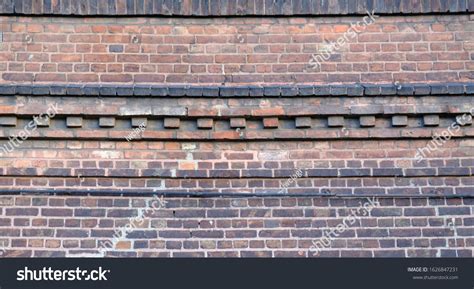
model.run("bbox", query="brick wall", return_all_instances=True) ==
[0,15,472,84]
[0,5,472,258]
[1,195,472,257]
[0,139,473,195]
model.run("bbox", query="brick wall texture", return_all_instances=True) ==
[0,5,472,258]
[0,15,473,84]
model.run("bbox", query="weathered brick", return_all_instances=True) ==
[0,116,17,126]
[263,117,279,128]
[328,116,344,127]
[66,117,83,128]
[164,118,180,129]
[392,115,407,127]
[295,117,312,128]
[359,116,375,127]
[197,118,213,129]
[128,117,146,128]
[99,117,115,127]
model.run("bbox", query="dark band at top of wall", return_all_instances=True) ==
[0,0,472,16]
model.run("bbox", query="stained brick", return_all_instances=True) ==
[392,115,408,127]
[263,117,279,128]
[295,117,312,128]
[197,118,213,129]
[164,118,180,129]
[99,117,115,127]
[131,117,147,128]
[0,116,17,126]
[66,117,83,128]
[359,116,375,127]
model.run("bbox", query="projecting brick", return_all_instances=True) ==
[131,117,147,128]
[220,87,249,97]
[456,115,473,126]
[263,117,279,128]
[430,84,449,95]
[164,118,180,128]
[280,87,298,97]
[66,117,83,127]
[186,87,203,97]
[328,116,344,127]
[117,86,133,96]
[364,85,381,95]
[134,86,151,96]
[396,85,414,95]
[392,115,408,127]
[66,85,83,96]
[168,86,186,96]
[202,87,219,97]
[423,115,439,126]
[151,86,168,96]
[447,84,464,95]
[83,85,100,96]
[16,85,33,95]
[99,86,116,96]
[99,117,115,127]
[263,86,280,96]
[0,116,17,126]
[380,85,397,95]
[330,85,349,96]
[295,117,312,128]
[314,86,330,96]
[359,116,375,127]
[197,118,213,129]
[347,85,364,96]
[413,84,431,95]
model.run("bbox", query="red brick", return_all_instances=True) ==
[263,117,279,128]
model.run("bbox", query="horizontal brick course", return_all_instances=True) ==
[0,139,472,197]
[0,195,472,257]
[0,15,473,85]
[1,0,471,16]
[1,83,474,97]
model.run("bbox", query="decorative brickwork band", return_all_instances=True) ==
[1,83,473,97]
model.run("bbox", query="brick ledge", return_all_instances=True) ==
[0,83,473,97]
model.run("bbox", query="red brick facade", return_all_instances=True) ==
[1,15,473,84]
[0,0,472,258]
